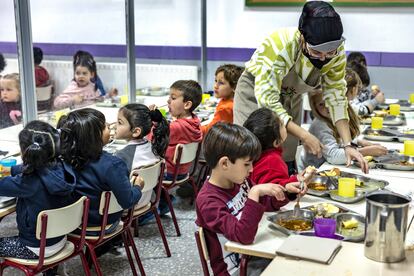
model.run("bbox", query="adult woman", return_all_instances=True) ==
[233,1,368,173]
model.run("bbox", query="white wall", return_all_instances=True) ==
[1,0,414,53]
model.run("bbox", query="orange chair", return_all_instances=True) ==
[132,160,171,257]
[1,196,90,276]
[70,192,145,276]
[162,142,201,236]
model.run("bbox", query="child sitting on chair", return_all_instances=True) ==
[0,120,76,259]
[196,122,290,276]
[244,107,314,211]
[33,47,50,87]
[201,64,243,135]
[0,73,22,128]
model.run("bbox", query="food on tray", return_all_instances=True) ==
[278,219,312,231]
[367,131,381,136]
[342,218,359,229]
[364,156,374,162]
[402,129,414,135]
[308,182,328,191]
[311,203,340,218]
[373,110,388,117]
[398,161,414,166]
[321,167,340,177]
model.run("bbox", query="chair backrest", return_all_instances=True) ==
[99,192,123,215]
[173,142,200,165]
[36,84,53,101]
[195,227,210,276]
[36,196,88,240]
[132,159,164,193]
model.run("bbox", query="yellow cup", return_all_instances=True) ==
[202,94,211,104]
[371,117,383,130]
[120,95,128,105]
[389,104,400,116]
[338,177,356,198]
[54,110,66,123]
[409,93,414,104]
[404,140,414,157]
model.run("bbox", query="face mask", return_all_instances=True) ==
[303,51,332,69]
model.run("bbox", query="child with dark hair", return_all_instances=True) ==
[33,47,50,87]
[0,120,76,259]
[196,122,288,275]
[57,108,142,230]
[201,64,244,135]
[0,73,22,128]
[244,108,314,211]
[53,54,101,109]
[72,50,106,96]
[115,103,169,209]
[347,51,367,67]
[0,53,6,73]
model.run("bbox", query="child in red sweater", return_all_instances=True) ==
[201,64,243,136]
[244,107,315,211]
[196,122,289,276]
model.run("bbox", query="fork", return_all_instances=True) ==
[293,181,305,217]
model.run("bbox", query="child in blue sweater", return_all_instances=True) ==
[0,120,76,259]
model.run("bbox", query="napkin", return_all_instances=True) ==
[276,235,342,264]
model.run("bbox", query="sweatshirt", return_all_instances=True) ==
[53,81,100,110]
[201,98,233,136]
[35,65,50,87]
[195,180,265,276]
[0,101,21,128]
[166,115,202,175]
[0,160,76,247]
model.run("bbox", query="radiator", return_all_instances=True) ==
[3,58,199,96]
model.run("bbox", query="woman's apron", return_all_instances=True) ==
[233,49,321,162]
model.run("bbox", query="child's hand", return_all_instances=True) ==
[148,104,157,111]
[131,175,145,189]
[72,94,84,104]
[371,85,381,96]
[360,145,388,157]
[297,166,316,184]
[374,92,385,104]
[285,182,308,197]
[249,184,286,202]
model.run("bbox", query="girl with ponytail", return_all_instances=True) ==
[0,120,76,259]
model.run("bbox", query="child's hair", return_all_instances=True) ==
[347,52,367,67]
[0,53,6,72]
[170,80,202,113]
[203,122,261,169]
[73,50,98,91]
[19,120,60,174]
[120,104,170,157]
[309,90,360,141]
[57,108,106,169]
[1,73,20,92]
[345,68,362,98]
[347,61,370,87]
[243,108,283,151]
[33,47,43,65]
[215,64,244,90]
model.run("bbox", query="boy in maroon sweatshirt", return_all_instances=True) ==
[196,123,289,276]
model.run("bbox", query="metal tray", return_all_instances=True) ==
[378,100,414,112]
[360,154,414,171]
[360,114,406,126]
[362,128,397,142]
[136,87,169,96]
[0,197,16,208]
[335,213,365,242]
[267,209,314,236]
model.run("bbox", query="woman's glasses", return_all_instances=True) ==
[306,43,339,59]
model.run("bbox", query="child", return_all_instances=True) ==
[165,80,203,179]
[0,73,22,128]
[33,46,50,87]
[53,54,101,110]
[0,120,76,259]
[115,103,169,209]
[244,107,313,211]
[196,123,287,276]
[73,50,106,96]
[57,108,142,230]
[300,90,388,170]
[0,53,6,73]
[200,64,243,135]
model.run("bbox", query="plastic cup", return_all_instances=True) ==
[202,93,211,104]
[371,117,383,130]
[389,104,400,116]
[314,218,337,238]
[0,159,17,177]
[159,108,167,117]
[338,177,356,198]
[410,93,414,104]
[404,140,414,157]
[120,95,128,105]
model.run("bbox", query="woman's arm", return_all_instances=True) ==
[287,120,323,157]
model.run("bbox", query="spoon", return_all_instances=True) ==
[293,181,305,217]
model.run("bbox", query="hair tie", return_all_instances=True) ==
[33,142,40,147]
[149,109,163,122]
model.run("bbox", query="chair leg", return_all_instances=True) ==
[239,255,249,276]
[133,217,140,237]
[126,229,146,276]
[79,251,92,276]
[163,187,181,236]
[153,208,171,257]
[85,243,103,276]
[122,232,138,276]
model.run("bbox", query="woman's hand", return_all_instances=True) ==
[359,145,388,157]
[302,132,323,158]
[345,146,369,174]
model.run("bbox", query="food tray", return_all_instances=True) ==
[378,100,414,112]
[268,203,365,242]
[360,114,406,126]
[358,154,414,171]
[335,213,365,242]
[0,197,16,208]
[362,128,397,142]
[136,87,169,96]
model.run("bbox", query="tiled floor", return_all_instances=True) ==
[1,196,202,276]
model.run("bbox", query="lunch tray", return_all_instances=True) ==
[378,100,414,112]
[362,127,414,143]
[306,171,388,203]
[360,113,406,126]
[0,197,16,208]
[267,203,365,242]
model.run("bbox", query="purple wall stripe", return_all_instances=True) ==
[1,42,413,68]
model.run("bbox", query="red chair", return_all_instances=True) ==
[70,192,145,276]
[162,142,201,236]
[132,159,171,257]
[1,196,90,276]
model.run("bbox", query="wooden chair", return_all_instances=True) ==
[162,142,201,236]
[36,84,53,113]
[132,159,171,257]
[70,192,145,276]
[1,197,90,276]
[194,227,210,276]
